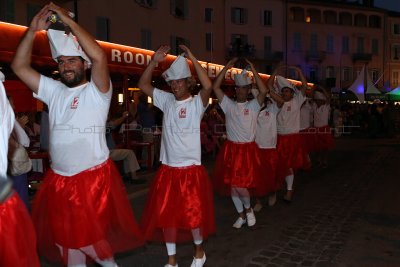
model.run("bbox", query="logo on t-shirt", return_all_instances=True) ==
[264,111,270,117]
[286,105,291,112]
[71,97,79,109]
[179,107,187,118]
[244,109,249,115]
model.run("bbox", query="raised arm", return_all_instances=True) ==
[213,58,237,103]
[180,45,211,107]
[292,66,308,96]
[266,66,285,107]
[48,3,110,93]
[319,86,331,103]
[245,59,267,106]
[138,45,170,98]
[11,5,52,94]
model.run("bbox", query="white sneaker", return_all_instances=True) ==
[268,193,277,206]
[246,209,256,227]
[190,253,206,267]
[253,203,263,212]
[232,217,247,228]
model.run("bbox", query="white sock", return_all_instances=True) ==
[285,174,294,191]
[192,228,203,245]
[166,242,176,256]
[231,193,244,213]
[80,245,117,267]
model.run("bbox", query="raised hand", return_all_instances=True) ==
[48,2,75,26]
[226,58,238,69]
[29,4,52,32]
[179,45,194,60]
[152,45,170,63]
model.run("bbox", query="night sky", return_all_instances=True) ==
[374,0,400,12]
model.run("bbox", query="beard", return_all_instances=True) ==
[60,69,85,87]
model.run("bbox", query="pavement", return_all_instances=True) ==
[40,136,400,267]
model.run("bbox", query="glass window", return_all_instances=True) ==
[326,35,334,53]
[393,44,400,60]
[339,12,352,26]
[171,0,187,19]
[393,23,400,35]
[369,15,381,28]
[262,10,272,26]
[205,8,213,22]
[170,36,189,55]
[231,7,247,24]
[310,34,318,52]
[293,32,302,51]
[343,67,352,81]
[357,37,364,53]
[392,71,399,86]
[342,36,349,54]
[371,39,379,55]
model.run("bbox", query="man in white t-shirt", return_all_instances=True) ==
[274,66,309,203]
[312,87,334,167]
[138,45,215,267]
[252,83,284,211]
[11,3,143,266]
[212,58,267,229]
[0,72,41,267]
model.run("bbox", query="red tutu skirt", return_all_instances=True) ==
[140,164,215,243]
[276,134,310,188]
[314,125,335,151]
[213,141,262,196]
[32,159,144,264]
[0,192,40,267]
[254,148,279,195]
[300,127,317,153]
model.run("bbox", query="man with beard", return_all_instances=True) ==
[11,3,143,266]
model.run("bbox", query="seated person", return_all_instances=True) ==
[106,111,145,184]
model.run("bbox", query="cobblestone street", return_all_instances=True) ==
[42,137,400,267]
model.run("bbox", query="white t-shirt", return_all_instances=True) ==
[34,75,112,176]
[220,96,261,143]
[255,101,280,149]
[313,103,330,127]
[153,88,206,167]
[300,100,313,130]
[277,92,306,134]
[0,82,14,178]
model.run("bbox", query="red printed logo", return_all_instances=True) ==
[179,107,187,118]
[287,105,291,112]
[265,111,270,117]
[244,109,249,115]
[71,97,79,109]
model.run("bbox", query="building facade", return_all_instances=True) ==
[1,0,399,90]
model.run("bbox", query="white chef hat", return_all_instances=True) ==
[47,29,91,64]
[162,56,191,82]
[314,91,327,100]
[274,75,296,92]
[234,69,252,87]
[0,71,4,82]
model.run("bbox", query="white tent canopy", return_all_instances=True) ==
[347,65,381,101]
